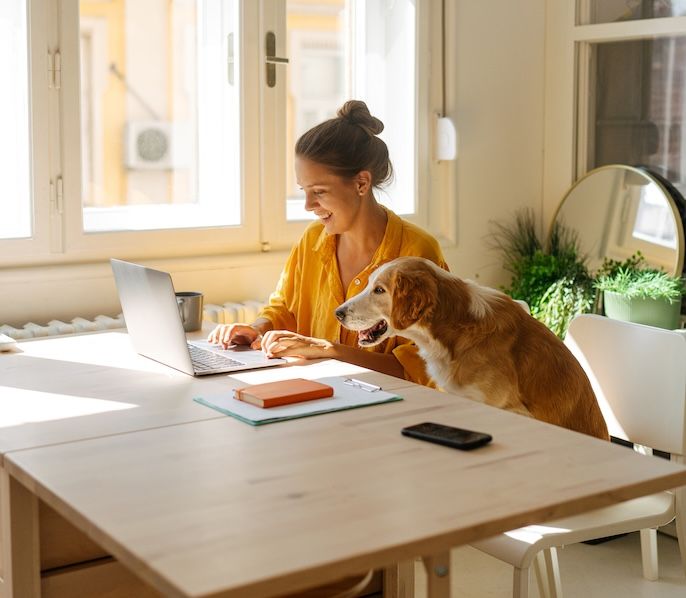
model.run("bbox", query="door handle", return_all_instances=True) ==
[265,31,288,87]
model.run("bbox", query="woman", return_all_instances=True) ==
[208,100,447,385]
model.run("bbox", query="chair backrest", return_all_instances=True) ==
[564,314,686,456]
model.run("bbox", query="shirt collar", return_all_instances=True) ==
[313,205,402,267]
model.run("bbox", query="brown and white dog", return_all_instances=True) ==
[335,256,609,440]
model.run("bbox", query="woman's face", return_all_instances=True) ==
[295,157,368,235]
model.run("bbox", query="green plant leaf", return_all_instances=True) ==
[488,208,595,338]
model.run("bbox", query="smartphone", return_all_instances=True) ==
[401,422,492,451]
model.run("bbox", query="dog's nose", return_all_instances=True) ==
[334,308,346,322]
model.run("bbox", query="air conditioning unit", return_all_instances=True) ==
[124,121,191,170]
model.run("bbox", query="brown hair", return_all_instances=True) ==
[295,100,393,188]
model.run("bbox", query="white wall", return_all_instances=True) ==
[0,0,548,327]
[441,0,546,287]
[0,254,286,328]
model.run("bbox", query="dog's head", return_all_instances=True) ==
[334,256,439,346]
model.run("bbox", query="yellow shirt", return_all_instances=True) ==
[259,207,448,386]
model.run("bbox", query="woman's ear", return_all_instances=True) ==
[355,170,372,196]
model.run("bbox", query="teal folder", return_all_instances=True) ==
[194,376,402,426]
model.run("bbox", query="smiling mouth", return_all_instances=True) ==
[358,319,388,346]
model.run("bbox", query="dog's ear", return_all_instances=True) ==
[390,268,437,330]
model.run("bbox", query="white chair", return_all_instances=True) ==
[471,313,686,597]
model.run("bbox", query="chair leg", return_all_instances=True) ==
[671,455,686,578]
[639,528,659,580]
[513,566,529,598]
[543,547,563,598]
[533,551,551,598]
[674,485,686,577]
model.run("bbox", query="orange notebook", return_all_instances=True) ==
[232,378,334,409]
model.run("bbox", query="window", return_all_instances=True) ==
[543,2,686,234]
[79,0,241,233]
[1,0,445,267]
[582,35,686,200]
[0,1,31,240]
[580,0,686,24]
[284,0,417,220]
[574,2,686,262]
[576,2,686,191]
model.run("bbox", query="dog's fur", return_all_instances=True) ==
[335,256,609,440]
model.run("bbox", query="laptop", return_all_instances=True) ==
[110,259,286,376]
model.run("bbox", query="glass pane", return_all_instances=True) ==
[353,0,416,216]
[0,1,31,240]
[581,0,686,24]
[80,0,240,232]
[285,0,416,221]
[285,1,347,221]
[588,37,686,199]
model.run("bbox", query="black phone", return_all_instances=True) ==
[401,422,492,451]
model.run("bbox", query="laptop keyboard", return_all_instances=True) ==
[187,343,246,372]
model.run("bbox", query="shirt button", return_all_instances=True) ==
[354,278,361,285]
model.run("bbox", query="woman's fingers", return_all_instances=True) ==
[207,325,225,344]
[260,331,331,359]
[225,325,259,347]
[207,324,258,348]
[261,331,300,356]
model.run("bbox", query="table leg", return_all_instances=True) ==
[421,552,451,598]
[0,469,40,598]
[383,560,415,597]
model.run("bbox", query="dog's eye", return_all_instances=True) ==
[373,286,385,294]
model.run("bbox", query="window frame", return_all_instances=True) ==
[0,0,54,265]
[543,2,686,227]
[58,0,263,263]
[1,0,451,269]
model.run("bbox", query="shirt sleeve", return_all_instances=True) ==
[258,245,299,331]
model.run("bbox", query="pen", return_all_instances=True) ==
[344,378,382,392]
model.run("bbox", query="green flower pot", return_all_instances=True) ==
[603,291,682,329]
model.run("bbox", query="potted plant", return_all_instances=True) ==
[594,252,685,329]
[488,208,595,338]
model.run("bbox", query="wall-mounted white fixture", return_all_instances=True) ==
[435,114,457,161]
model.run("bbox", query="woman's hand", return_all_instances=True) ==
[207,324,262,350]
[260,330,334,359]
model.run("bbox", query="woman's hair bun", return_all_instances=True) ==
[337,100,384,136]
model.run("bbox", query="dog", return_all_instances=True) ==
[335,256,609,440]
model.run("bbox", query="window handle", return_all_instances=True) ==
[265,31,288,87]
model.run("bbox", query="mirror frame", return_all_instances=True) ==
[548,164,686,276]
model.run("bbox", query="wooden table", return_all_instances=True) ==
[0,330,408,457]
[3,332,686,597]
[0,330,407,597]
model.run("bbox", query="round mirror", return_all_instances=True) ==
[550,165,686,276]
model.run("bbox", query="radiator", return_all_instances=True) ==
[202,299,267,325]
[0,300,267,339]
[0,315,126,339]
